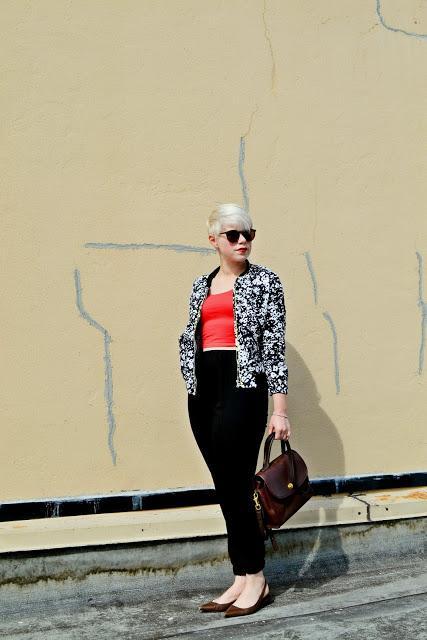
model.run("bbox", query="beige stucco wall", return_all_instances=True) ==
[1,0,426,502]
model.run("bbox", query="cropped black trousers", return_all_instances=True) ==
[187,349,269,575]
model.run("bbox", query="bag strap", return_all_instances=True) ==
[253,489,279,552]
[254,497,266,536]
[268,528,279,551]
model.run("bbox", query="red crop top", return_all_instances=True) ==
[200,289,236,348]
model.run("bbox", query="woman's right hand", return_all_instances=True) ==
[267,414,291,440]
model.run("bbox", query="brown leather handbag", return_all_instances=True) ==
[252,433,314,550]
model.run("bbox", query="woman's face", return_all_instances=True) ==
[209,223,253,262]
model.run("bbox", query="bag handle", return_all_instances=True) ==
[262,433,297,487]
[263,431,291,464]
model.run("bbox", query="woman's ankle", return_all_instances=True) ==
[245,570,265,582]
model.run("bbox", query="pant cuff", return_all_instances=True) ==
[243,561,265,575]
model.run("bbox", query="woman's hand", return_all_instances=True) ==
[267,413,291,440]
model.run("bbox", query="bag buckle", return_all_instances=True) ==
[253,490,262,511]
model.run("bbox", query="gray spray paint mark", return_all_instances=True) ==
[304,252,340,392]
[132,495,143,511]
[376,0,427,40]
[238,106,259,213]
[323,311,341,394]
[74,268,117,465]
[351,495,372,521]
[416,251,426,375]
[239,137,249,212]
[303,251,318,305]
[261,0,277,92]
[84,242,215,254]
[46,502,61,518]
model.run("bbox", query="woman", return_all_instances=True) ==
[178,203,291,618]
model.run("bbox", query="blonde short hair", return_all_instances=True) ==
[207,203,253,237]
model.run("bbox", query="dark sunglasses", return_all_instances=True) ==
[218,228,256,243]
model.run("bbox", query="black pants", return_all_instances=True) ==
[187,349,268,575]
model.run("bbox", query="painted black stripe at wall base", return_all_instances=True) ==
[0,473,425,523]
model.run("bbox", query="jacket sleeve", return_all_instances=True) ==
[178,277,200,388]
[260,273,289,395]
[187,276,201,324]
[179,277,198,328]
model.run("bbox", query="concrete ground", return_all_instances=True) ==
[0,516,425,639]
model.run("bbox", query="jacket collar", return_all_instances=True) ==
[205,259,251,287]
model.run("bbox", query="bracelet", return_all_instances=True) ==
[273,412,288,418]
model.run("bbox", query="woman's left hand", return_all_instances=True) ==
[267,414,291,440]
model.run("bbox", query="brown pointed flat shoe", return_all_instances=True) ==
[224,579,273,618]
[199,598,237,612]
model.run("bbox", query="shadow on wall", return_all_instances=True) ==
[259,341,349,588]
[265,343,345,480]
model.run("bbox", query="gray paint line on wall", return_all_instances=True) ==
[74,268,117,466]
[84,127,255,253]
[84,242,215,254]
[416,251,426,375]
[376,0,427,40]
[303,251,319,305]
[323,311,341,394]
[262,0,277,92]
[304,251,340,394]
[239,136,249,213]
[132,495,143,511]
[49,502,60,517]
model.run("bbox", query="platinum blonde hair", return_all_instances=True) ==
[207,203,253,237]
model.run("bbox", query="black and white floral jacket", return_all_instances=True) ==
[178,259,288,396]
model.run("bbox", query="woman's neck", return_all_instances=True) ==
[217,258,248,278]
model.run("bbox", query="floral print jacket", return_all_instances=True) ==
[178,259,288,396]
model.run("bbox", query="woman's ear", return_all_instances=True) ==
[207,234,218,250]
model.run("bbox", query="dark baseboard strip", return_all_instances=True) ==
[0,472,425,523]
